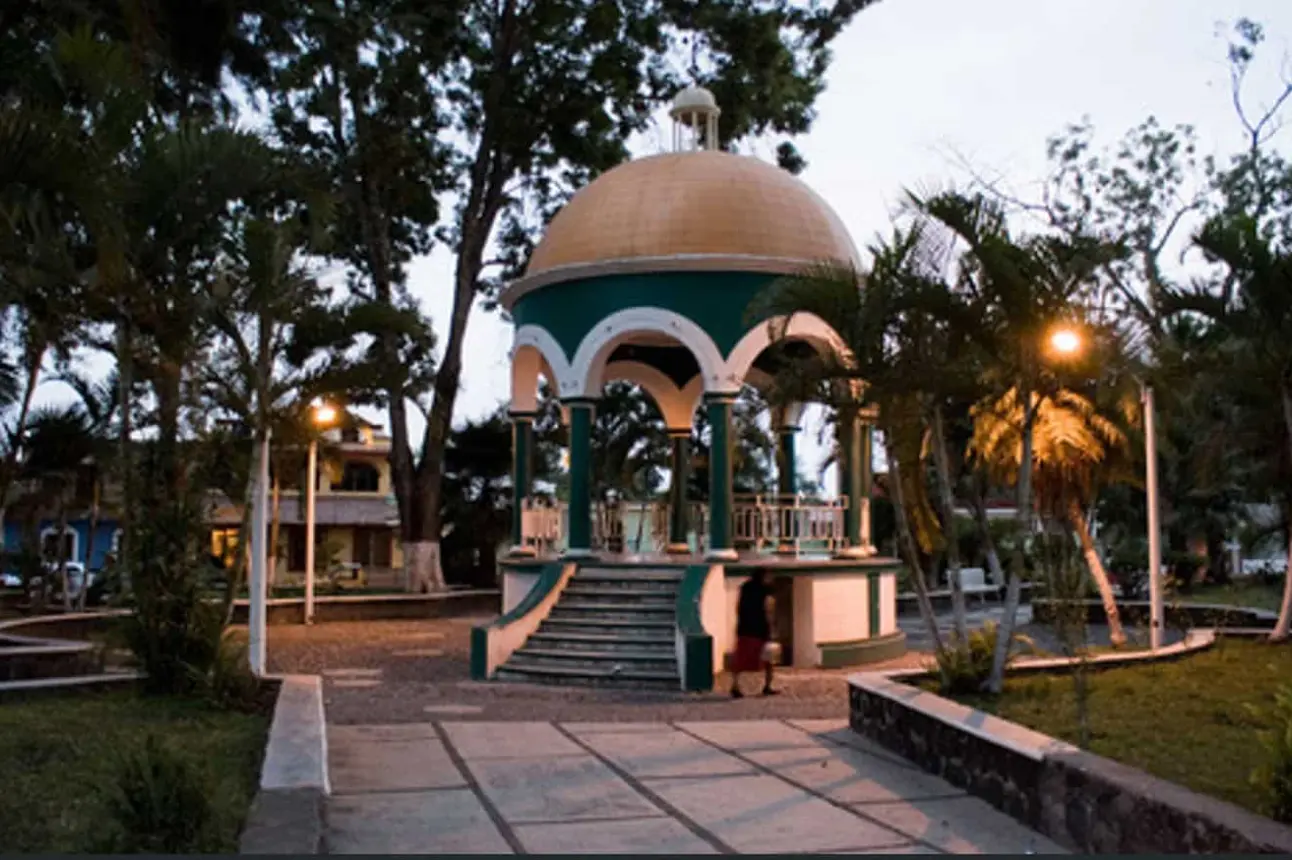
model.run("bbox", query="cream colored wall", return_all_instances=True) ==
[812,575,869,644]
[502,571,541,614]
[880,571,898,636]
[792,577,818,666]
[697,565,728,676]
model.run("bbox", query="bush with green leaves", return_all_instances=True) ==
[1251,684,1292,824]
[935,622,1032,695]
[117,488,229,696]
[98,734,214,853]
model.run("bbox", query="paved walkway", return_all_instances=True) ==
[324,719,1066,854]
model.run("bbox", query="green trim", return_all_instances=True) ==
[669,435,691,546]
[707,398,734,553]
[676,565,714,692]
[868,573,881,638]
[567,403,593,551]
[819,631,906,669]
[776,429,798,496]
[511,271,780,359]
[469,562,568,680]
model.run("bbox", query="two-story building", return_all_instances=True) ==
[209,420,404,589]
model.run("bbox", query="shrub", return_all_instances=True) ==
[935,622,1032,695]
[1251,684,1292,824]
[205,636,264,713]
[99,734,214,853]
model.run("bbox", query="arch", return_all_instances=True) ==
[511,325,574,413]
[569,307,728,399]
[601,361,698,431]
[724,312,853,387]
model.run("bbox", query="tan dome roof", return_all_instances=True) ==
[505,151,861,304]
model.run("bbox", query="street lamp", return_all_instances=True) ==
[305,401,339,624]
[1048,327,1164,651]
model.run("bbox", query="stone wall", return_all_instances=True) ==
[850,674,1292,854]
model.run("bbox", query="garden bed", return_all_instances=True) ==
[937,638,1291,817]
[0,688,270,852]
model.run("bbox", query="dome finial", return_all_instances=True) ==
[670,85,720,152]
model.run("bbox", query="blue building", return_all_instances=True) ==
[2,517,123,571]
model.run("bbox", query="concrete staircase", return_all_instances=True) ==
[494,567,682,689]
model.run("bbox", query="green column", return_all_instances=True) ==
[510,412,535,553]
[859,412,875,552]
[667,430,691,553]
[706,394,737,559]
[566,400,595,555]
[836,408,864,555]
[776,425,799,554]
[776,425,799,496]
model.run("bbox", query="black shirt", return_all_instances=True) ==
[736,576,771,640]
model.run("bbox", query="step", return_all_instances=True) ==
[539,618,675,637]
[518,645,675,663]
[560,591,676,607]
[575,568,685,582]
[527,631,675,649]
[495,662,679,690]
[549,601,675,615]
[508,652,677,673]
[565,582,680,596]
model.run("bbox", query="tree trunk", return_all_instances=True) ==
[0,351,45,541]
[1273,384,1292,641]
[968,473,1006,585]
[80,479,101,611]
[269,471,281,590]
[1068,498,1126,647]
[116,320,134,574]
[985,387,1035,694]
[884,431,945,658]
[929,403,968,641]
[58,494,71,612]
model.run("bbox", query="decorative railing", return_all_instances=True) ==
[732,494,847,555]
[520,495,844,557]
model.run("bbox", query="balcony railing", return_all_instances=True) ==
[519,494,847,557]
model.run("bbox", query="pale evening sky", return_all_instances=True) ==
[37,0,1292,483]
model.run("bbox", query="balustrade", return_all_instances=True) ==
[519,495,845,557]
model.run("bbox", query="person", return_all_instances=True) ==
[730,568,778,698]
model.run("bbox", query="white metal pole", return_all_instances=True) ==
[305,437,317,625]
[249,429,271,676]
[1144,383,1163,651]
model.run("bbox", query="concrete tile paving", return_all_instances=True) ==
[323,719,1067,855]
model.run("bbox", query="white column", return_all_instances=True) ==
[248,429,271,676]
[305,438,317,624]
[1144,384,1163,651]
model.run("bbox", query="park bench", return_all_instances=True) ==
[947,567,997,604]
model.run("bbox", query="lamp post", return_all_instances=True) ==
[305,402,338,625]
[1049,328,1163,651]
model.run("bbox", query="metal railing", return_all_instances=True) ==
[520,495,845,556]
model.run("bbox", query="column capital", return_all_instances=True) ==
[703,391,738,406]
[560,396,598,407]
[666,427,692,439]
[508,409,537,422]
[774,424,801,435]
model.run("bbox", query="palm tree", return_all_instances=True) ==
[915,190,1115,691]
[1173,213,1292,640]
[970,386,1132,646]
[747,237,950,660]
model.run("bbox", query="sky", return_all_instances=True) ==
[36,0,1292,484]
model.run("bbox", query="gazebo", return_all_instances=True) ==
[471,88,905,690]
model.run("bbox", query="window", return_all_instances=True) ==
[338,462,381,493]
[211,528,240,568]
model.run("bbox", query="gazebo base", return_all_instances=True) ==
[480,553,905,691]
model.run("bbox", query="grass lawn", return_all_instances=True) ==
[1177,579,1287,613]
[0,690,269,853]
[935,638,1292,817]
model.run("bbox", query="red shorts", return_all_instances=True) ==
[731,636,768,673]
